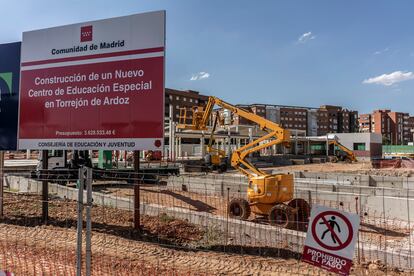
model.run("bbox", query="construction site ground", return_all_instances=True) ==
[268,161,414,177]
[0,192,408,275]
[96,182,410,248]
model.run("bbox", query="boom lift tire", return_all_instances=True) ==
[288,198,310,230]
[268,204,295,229]
[228,198,251,220]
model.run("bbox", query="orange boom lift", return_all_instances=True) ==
[178,96,310,228]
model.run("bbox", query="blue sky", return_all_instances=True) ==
[1,0,413,114]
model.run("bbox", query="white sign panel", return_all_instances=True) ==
[19,11,165,150]
[302,205,360,275]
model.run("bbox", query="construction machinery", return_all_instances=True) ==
[178,96,310,229]
[329,140,357,162]
[34,150,179,184]
[324,135,357,162]
[145,150,163,161]
[203,111,228,172]
[179,108,228,173]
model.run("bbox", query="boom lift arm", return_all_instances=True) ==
[178,96,291,178]
[328,140,357,162]
[179,96,310,229]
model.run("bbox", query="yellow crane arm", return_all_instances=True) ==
[329,140,357,162]
[178,96,290,178]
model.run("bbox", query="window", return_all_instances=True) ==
[176,96,179,100]
[183,97,187,101]
[189,98,193,102]
[195,99,198,103]
[169,95,173,100]
[176,105,179,109]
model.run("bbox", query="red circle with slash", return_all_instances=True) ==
[311,210,353,251]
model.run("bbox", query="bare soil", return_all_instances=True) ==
[96,185,411,245]
[0,193,410,275]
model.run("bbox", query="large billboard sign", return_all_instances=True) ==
[0,42,21,150]
[18,11,165,150]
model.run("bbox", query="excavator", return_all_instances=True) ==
[178,96,310,229]
[329,140,357,163]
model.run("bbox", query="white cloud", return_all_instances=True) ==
[373,47,389,55]
[190,72,210,81]
[363,71,414,86]
[298,31,316,43]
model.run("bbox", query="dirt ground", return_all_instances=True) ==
[95,184,411,247]
[268,161,414,177]
[0,193,410,275]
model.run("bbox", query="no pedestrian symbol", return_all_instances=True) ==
[302,205,360,276]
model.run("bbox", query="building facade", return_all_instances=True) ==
[358,113,372,133]
[221,103,358,136]
[316,105,359,136]
[165,88,209,124]
[164,88,360,138]
[358,110,414,145]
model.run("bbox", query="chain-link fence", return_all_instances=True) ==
[0,166,413,275]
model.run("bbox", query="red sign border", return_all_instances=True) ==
[311,210,353,251]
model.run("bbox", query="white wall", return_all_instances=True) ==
[329,132,382,151]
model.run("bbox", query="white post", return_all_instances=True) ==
[295,130,298,155]
[178,137,182,158]
[326,135,329,157]
[171,122,176,161]
[200,132,205,157]
[169,104,173,160]
[227,127,232,157]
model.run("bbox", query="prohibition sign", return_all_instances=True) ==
[311,210,353,251]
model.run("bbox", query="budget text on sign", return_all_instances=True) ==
[302,205,360,275]
[18,11,165,150]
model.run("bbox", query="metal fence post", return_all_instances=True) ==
[76,167,86,276]
[134,151,140,230]
[42,150,49,223]
[85,167,93,276]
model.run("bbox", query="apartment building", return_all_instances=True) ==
[358,110,414,145]
[165,88,209,124]
[222,103,357,136]
[359,114,372,133]
[164,88,359,137]
[317,105,359,136]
